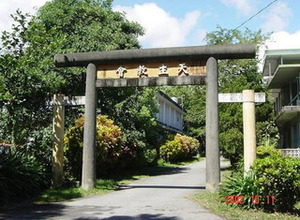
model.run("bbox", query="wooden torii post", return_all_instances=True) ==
[52,95,85,188]
[54,44,257,191]
[219,90,266,171]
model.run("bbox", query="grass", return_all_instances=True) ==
[191,192,299,220]
[37,172,153,203]
[191,167,300,220]
[37,179,120,203]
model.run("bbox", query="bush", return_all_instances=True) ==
[220,145,300,213]
[160,134,200,162]
[0,149,49,205]
[175,134,199,158]
[160,140,182,162]
[220,171,260,209]
[64,115,137,180]
[256,144,281,159]
[252,146,300,212]
[220,127,243,167]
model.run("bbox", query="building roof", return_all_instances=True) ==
[157,90,184,112]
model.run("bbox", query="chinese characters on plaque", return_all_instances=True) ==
[115,63,190,78]
[158,64,168,77]
[116,66,127,78]
[97,60,205,79]
[178,63,189,76]
[137,65,148,77]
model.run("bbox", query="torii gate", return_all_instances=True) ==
[54,44,256,191]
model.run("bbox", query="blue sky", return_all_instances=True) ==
[1,0,300,49]
[112,0,300,32]
[112,0,300,49]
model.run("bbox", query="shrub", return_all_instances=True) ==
[175,134,199,158]
[0,149,49,205]
[220,171,260,209]
[220,127,243,167]
[160,140,182,162]
[220,145,300,213]
[160,134,200,162]
[252,146,300,212]
[64,115,137,180]
[256,143,281,159]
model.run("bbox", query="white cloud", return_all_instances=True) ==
[258,31,300,71]
[196,29,207,45]
[220,0,252,15]
[261,2,291,32]
[0,0,48,34]
[114,3,203,48]
[265,31,300,49]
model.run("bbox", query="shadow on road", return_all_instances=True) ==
[118,185,205,190]
[0,164,204,219]
[0,203,66,219]
[97,213,180,220]
[132,166,190,177]
[107,166,191,184]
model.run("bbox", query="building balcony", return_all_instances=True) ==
[263,49,300,149]
[275,105,300,127]
[266,64,300,89]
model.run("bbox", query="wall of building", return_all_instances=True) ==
[280,115,300,148]
[156,92,184,132]
[263,49,300,150]
[274,77,300,115]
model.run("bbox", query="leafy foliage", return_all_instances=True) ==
[252,146,300,212]
[65,115,137,179]
[160,133,200,162]
[0,149,49,205]
[162,86,206,152]
[0,10,56,148]
[220,127,244,165]
[160,140,182,162]
[175,134,200,158]
[0,0,144,155]
[256,141,281,159]
[108,88,162,164]
[205,27,278,166]
[220,171,260,209]
[0,0,144,193]
[163,27,278,164]
[220,145,300,213]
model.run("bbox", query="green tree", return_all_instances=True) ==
[0,0,144,169]
[162,86,206,155]
[33,0,144,95]
[111,88,162,164]
[165,27,278,165]
[0,10,59,148]
[205,27,278,166]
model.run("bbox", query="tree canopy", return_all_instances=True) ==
[0,0,279,178]
[164,27,278,165]
[0,0,145,165]
[206,27,278,166]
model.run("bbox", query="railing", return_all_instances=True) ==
[274,76,300,116]
[288,94,300,106]
[280,148,300,158]
[275,94,300,116]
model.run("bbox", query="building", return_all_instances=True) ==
[263,49,300,157]
[156,91,184,133]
